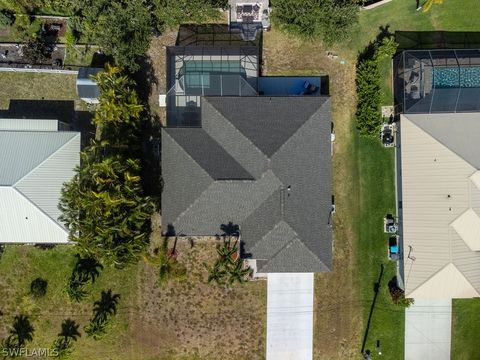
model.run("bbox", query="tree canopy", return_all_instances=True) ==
[59,65,154,268]
[154,0,225,31]
[59,146,154,267]
[271,0,359,44]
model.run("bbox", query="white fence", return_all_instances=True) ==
[0,67,78,74]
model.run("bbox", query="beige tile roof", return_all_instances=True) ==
[401,114,480,298]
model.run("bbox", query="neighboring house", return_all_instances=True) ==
[395,49,480,298]
[162,26,332,273]
[0,119,80,244]
[228,0,271,41]
[76,67,102,104]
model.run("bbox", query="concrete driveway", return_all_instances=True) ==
[266,273,314,360]
[405,298,452,360]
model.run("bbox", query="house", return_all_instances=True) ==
[162,26,332,273]
[395,49,480,298]
[76,67,102,104]
[0,119,80,244]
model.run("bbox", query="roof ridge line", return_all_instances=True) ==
[174,170,280,227]
[249,220,290,254]
[271,97,329,158]
[164,130,214,183]
[258,237,328,273]
[11,187,69,236]
[408,262,480,298]
[202,97,271,159]
[12,132,80,187]
[404,115,479,170]
[254,220,326,271]
[406,261,452,297]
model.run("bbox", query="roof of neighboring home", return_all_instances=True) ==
[162,96,332,272]
[400,113,480,298]
[0,128,80,243]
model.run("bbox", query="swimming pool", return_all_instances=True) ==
[434,66,480,88]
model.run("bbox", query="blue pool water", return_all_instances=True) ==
[434,66,480,88]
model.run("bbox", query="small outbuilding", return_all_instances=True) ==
[76,67,103,104]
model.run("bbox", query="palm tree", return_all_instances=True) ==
[92,64,143,129]
[84,319,107,340]
[58,319,81,342]
[7,315,34,347]
[227,259,253,285]
[92,290,120,324]
[66,278,88,302]
[216,239,237,265]
[205,262,227,285]
[30,278,48,298]
[72,254,103,284]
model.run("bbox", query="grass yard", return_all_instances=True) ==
[355,137,400,359]
[451,298,480,360]
[64,46,98,67]
[0,72,79,109]
[0,215,266,359]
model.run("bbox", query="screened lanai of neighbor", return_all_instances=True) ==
[394,49,480,113]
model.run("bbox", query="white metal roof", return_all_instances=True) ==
[0,130,80,243]
[0,119,59,131]
[401,114,480,298]
[0,187,69,243]
[451,208,480,252]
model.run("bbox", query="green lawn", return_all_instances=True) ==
[451,299,480,360]
[0,72,78,109]
[0,246,138,360]
[64,46,98,67]
[346,1,480,357]
[354,135,401,359]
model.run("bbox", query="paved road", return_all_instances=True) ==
[405,298,452,360]
[266,273,314,360]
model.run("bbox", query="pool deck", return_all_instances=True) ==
[258,76,321,96]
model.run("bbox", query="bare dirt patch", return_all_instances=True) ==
[128,214,267,360]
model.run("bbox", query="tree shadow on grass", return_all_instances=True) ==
[72,254,104,284]
[58,319,81,342]
[5,315,34,348]
[358,25,394,62]
[92,290,121,324]
[361,263,384,355]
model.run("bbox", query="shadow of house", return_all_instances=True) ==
[0,100,94,147]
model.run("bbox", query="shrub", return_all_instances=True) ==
[22,36,52,64]
[376,36,399,61]
[0,10,15,29]
[65,279,87,302]
[388,277,414,308]
[272,0,359,44]
[30,278,48,298]
[355,59,382,136]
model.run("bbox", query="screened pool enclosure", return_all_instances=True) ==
[166,45,259,126]
[394,49,480,113]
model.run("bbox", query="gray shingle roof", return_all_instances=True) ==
[206,97,328,157]
[165,128,254,180]
[162,96,332,272]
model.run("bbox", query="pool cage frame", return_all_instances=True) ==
[394,49,480,113]
[166,45,260,127]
